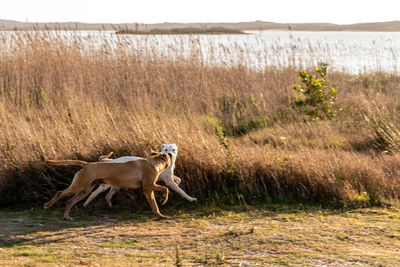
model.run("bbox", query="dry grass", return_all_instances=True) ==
[1,30,400,207]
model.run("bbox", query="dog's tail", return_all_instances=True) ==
[46,160,88,167]
[99,152,113,161]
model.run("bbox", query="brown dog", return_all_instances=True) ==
[44,152,172,220]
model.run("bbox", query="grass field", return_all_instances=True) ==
[1,203,400,266]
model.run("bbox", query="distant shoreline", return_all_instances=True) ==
[115,27,245,35]
[2,19,400,32]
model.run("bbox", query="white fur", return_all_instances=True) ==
[83,144,197,207]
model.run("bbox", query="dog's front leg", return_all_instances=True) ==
[64,185,95,220]
[173,175,181,185]
[143,190,170,219]
[164,177,197,202]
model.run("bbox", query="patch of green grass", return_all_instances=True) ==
[124,253,158,258]
[12,251,48,257]
[45,248,59,253]
[100,239,139,248]
[0,239,30,248]
[37,257,60,263]
[300,136,353,150]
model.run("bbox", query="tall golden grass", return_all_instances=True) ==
[1,30,400,206]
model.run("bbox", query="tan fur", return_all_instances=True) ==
[44,152,171,220]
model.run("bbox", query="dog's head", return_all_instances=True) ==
[150,151,172,169]
[160,144,178,160]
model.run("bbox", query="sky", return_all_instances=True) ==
[1,0,400,25]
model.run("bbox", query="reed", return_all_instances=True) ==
[1,30,400,206]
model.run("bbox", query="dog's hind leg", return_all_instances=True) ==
[44,170,89,209]
[83,183,112,207]
[105,186,120,207]
[64,185,95,220]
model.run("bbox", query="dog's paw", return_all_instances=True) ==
[157,215,172,220]
[64,216,73,221]
[187,197,197,202]
[43,203,49,209]
[161,196,169,205]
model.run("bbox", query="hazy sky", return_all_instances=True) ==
[1,0,399,24]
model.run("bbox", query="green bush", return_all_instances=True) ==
[292,62,337,119]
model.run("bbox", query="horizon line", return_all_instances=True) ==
[2,18,400,26]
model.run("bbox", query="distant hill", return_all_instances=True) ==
[2,19,400,32]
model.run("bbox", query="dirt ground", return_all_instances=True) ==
[1,202,400,266]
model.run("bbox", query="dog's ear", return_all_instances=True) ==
[161,144,165,150]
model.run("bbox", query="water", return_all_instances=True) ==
[244,31,400,74]
[2,30,400,74]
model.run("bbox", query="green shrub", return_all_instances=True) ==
[292,62,337,119]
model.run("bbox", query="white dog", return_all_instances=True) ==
[83,144,197,207]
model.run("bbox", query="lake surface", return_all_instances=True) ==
[2,31,400,74]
